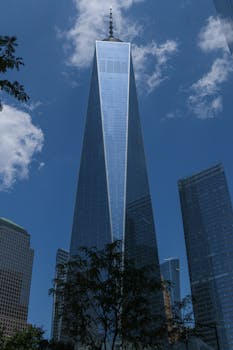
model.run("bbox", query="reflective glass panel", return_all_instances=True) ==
[96,41,130,241]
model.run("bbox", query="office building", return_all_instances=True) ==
[71,13,162,271]
[65,13,165,342]
[213,0,233,53]
[179,164,233,350]
[70,16,162,281]
[160,258,181,312]
[51,249,69,341]
[0,217,34,336]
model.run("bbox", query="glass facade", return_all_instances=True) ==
[213,0,233,54]
[70,39,161,265]
[51,249,69,342]
[70,49,112,253]
[96,41,130,241]
[69,38,165,324]
[179,164,233,350]
[160,258,181,311]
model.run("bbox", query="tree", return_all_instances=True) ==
[0,326,74,350]
[0,326,44,350]
[0,35,29,110]
[51,241,166,350]
[167,295,197,347]
[0,329,5,350]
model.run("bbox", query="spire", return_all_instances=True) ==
[102,8,122,42]
[109,8,113,38]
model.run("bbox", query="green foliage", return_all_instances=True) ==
[168,295,196,345]
[0,35,29,109]
[0,326,44,350]
[0,36,24,72]
[0,326,74,350]
[52,241,165,350]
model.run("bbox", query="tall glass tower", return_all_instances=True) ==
[69,16,164,320]
[178,164,233,350]
[51,249,69,342]
[70,27,161,267]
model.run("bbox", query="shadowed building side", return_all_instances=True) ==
[179,164,233,350]
[70,50,112,253]
[0,218,34,336]
[51,249,69,342]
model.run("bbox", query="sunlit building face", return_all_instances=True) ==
[70,38,161,273]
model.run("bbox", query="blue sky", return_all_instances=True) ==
[1,0,233,336]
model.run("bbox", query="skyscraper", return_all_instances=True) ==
[213,0,233,53]
[68,13,165,336]
[0,217,34,336]
[178,164,233,350]
[160,258,181,312]
[70,18,162,273]
[51,249,69,342]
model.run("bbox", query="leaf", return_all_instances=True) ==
[0,80,29,102]
[0,35,29,108]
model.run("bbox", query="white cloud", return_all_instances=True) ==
[65,0,143,69]
[188,16,233,119]
[38,162,45,170]
[63,0,178,92]
[188,55,233,119]
[165,112,177,119]
[0,104,44,191]
[198,16,231,53]
[24,100,43,112]
[132,40,178,93]
[180,0,191,9]
[162,110,183,121]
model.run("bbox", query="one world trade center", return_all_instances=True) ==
[52,13,166,344]
[70,15,162,274]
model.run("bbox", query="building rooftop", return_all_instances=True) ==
[102,37,122,42]
[178,163,223,186]
[0,217,28,234]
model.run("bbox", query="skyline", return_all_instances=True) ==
[1,0,233,336]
